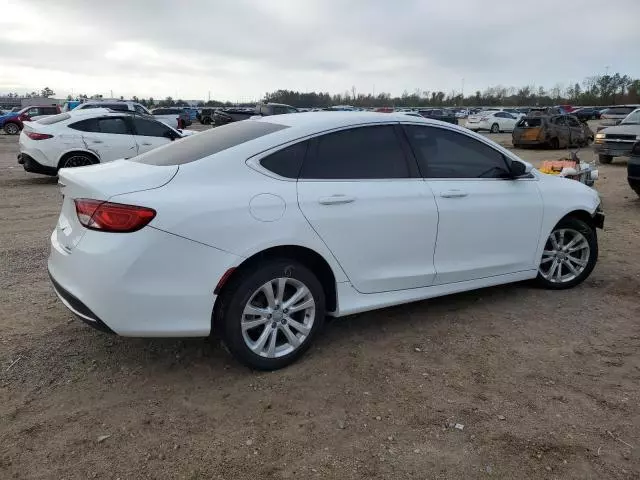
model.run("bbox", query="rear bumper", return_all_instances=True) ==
[48,225,242,337]
[18,153,57,176]
[49,271,115,334]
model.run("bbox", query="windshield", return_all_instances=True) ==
[621,110,640,125]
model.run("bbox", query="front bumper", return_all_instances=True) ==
[593,143,634,158]
[18,153,57,176]
[48,225,242,337]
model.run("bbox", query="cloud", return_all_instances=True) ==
[1,0,639,100]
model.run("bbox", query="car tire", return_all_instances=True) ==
[598,154,613,164]
[217,259,326,370]
[535,217,598,290]
[549,137,560,149]
[59,153,98,169]
[3,122,20,135]
[490,123,499,133]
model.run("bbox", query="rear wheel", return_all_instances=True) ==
[535,217,597,290]
[490,123,500,133]
[3,122,19,135]
[217,259,325,370]
[598,154,613,164]
[549,137,560,149]
[59,153,97,169]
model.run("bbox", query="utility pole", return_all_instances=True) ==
[110,89,113,99]
[461,78,465,106]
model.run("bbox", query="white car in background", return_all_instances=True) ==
[465,110,520,133]
[48,112,603,370]
[18,109,191,175]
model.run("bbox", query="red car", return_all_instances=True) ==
[557,104,576,113]
[0,105,61,135]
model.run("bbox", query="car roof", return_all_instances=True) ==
[252,111,460,138]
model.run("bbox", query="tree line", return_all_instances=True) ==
[4,73,638,109]
[263,73,639,108]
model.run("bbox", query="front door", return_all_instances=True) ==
[402,124,543,284]
[297,124,439,294]
[80,116,138,161]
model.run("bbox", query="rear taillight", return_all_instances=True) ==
[25,132,53,140]
[74,199,156,233]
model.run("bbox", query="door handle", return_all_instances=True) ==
[318,195,356,205]
[90,140,103,144]
[141,142,152,146]
[440,189,468,198]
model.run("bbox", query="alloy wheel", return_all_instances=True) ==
[539,228,590,284]
[4,123,19,135]
[241,277,315,358]
[62,156,93,168]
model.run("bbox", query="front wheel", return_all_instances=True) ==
[3,122,20,135]
[490,123,500,133]
[535,217,598,290]
[217,259,325,370]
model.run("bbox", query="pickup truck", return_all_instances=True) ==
[213,103,298,126]
[594,108,640,164]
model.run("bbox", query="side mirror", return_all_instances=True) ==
[509,160,532,178]
[164,130,178,141]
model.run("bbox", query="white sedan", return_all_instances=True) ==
[18,109,191,176]
[465,111,520,133]
[48,112,603,369]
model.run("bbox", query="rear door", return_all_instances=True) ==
[403,124,543,284]
[496,112,517,131]
[76,116,138,162]
[130,116,175,154]
[297,124,440,293]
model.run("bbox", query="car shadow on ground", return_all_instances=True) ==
[0,174,58,187]
[21,281,527,382]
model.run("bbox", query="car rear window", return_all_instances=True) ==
[37,113,71,125]
[517,118,543,127]
[131,120,289,166]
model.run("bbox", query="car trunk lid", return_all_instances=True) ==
[55,160,178,251]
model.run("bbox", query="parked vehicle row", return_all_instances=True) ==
[46,111,603,369]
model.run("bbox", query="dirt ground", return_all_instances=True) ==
[1,122,639,480]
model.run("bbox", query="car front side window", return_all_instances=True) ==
[403,125,511,179]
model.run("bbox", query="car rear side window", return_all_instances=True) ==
[566,116,581,127]
[132,117,172,137]
[68,118,100,132]
[403,125,511,179]
[97,118,130,134]
[300,125,410,179]
[131,120,289,166]
[260,141,308,178]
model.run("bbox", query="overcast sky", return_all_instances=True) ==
[1,0,639,101]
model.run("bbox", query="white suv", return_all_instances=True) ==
[18,109,189,175]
